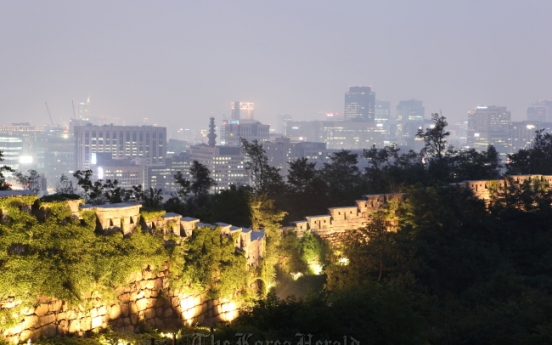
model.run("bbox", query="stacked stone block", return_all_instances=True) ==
[1,268,240,344]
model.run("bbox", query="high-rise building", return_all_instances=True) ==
[189,145,247,193]
[264,138,328,176]
[510,121,552,153]
[231,102,254,120]
[324,121,384,149]
[375,100,392,135]
[220,119,270,147]
[527,100,552,122]
[78,97,91,119]
[467,106,511,152]
[147,152,190,196]
[36,127,74,188]
[277,114,292,136]
[0,136,23,171]
[396,99,425,139]
[285,120,384,150]
[0,123,42,160]
[74,125,166,171]
[90,153,144,189]
[344,86,375,122]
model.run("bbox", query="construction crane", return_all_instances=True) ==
[45,102,55,126]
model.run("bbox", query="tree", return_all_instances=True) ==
[417,112,450,160]
[55,174,76,194]
[320,150,361,206]
[211,184,252,227]
[507,129,552,175]
[73,170,129,204]
[14,169,41,193]
[363,145,401,193]
[181,226,248,298]
[249,193,287,291]
[241,139,284,196]
[172,170,191,199]
[416,113,452,181]
[73,170,102,200]
[249,194,287,233]
[166,162,216,219]
[189,160,216,203]
[0,151,13,190]
[101,179,129,203]
[129,185,163,208]
[398,185,491,295]
[287,157,318,194]
[284,158,327,221]
[450,145,501,181]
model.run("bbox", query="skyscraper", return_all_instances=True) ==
[277,114,292,136]
[467,106,511,152]
[78,97,91,120]
[375,100,391,135]
[231,102,254,120]
[220,120,270,147]
[527,100,552,122]
[344,86,375,122]
[396,99,425,139]
[74,125,166,171]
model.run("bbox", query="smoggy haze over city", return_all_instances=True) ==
[1,1,551,133]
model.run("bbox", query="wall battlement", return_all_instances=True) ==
[288,175,552,238]
[290,193,406,238]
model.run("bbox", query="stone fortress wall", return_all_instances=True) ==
[0,193,260,344]
[1,267,238,344]
[285,175,552,238]
[288,193,407,239]
[1,174,549,343]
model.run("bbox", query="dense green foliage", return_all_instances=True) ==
[0,198,171,306]
[216,124,552,344]
[218,286,424,345]
[0,196,253,332]
[180,226,249,299]
[507,129,552,175]
[226,181,552,344]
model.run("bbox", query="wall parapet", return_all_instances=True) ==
[288,193,406,238]
[288,175,552,238]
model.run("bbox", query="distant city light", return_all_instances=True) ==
[19,156,33,164]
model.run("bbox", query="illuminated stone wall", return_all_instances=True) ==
[453,174,552,200]
[288,175,552,237]
[289,193,406,238]
[1,267,239,344]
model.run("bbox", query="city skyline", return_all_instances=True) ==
[1,1,551,131]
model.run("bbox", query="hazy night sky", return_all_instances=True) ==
[1,1,551,137]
